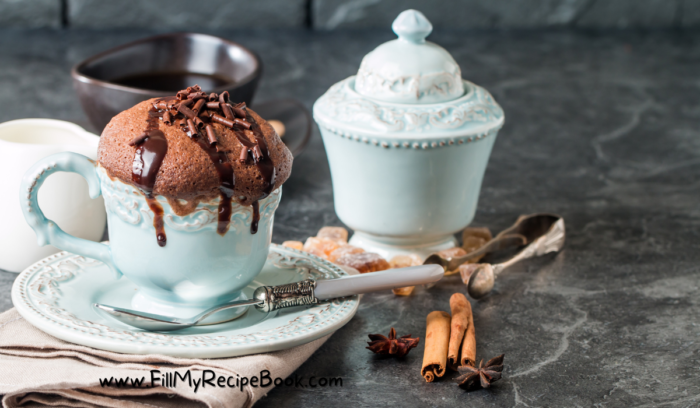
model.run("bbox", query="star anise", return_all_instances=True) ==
[366,328,420,357]
[455,354,505,391]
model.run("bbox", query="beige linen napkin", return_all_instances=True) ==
[0,309,330,408]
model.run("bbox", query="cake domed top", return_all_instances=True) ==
[98,86,292,209]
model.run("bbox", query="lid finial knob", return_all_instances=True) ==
[392,10,433,44]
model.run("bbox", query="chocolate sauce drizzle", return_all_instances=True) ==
[242,112,276,234]
[129,86,277,246]
[131,106,169,247]
[189,132,235,236]
[251,201,260,234]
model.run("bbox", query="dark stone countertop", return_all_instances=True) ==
[1,28,699,407]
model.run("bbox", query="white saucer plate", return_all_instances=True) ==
[11,244,360,358]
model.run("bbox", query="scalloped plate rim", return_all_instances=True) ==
[11,244,360,358]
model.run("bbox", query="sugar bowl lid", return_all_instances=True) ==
[355,10,464,104]
[313,9,504,138]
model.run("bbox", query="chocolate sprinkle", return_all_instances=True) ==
[162,111,173,125]
[211,114,235,128]
[206,125,217,145]
[234,118,251,129]
[186,119,197,136]
[178,104,196,120]
[192,98,205,113]
[178,99,194,108]
[252,145,263,162]
[187,91,206,100]
[221,102,234,120]
[232,103,246,118]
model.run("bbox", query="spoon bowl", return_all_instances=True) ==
[464,264,495,298]
[94,298,264,332]
[458,214,566,298]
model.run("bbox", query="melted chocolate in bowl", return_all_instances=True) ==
[112,72,233,92]
[128,86,277,246]
[72,33,262,131]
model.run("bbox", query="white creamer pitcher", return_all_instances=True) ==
[0,119,106,272]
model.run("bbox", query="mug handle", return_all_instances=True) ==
[19,152,120,278]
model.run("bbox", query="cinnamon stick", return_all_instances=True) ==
[448,293,471,369]
[421,311,451,382]
[460,297,476,367]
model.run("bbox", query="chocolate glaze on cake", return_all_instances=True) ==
[98,86,293,246]
[131,102,169,246]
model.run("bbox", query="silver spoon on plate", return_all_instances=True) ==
[94,264,443,332]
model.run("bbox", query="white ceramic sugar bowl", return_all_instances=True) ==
[313,10,504,259]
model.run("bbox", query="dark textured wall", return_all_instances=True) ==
[1,0,698,30]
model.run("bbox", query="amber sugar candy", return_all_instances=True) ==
[462,227,492,263]
[300,226,351,259]
[282,241,303,251]
[328,244,364,262]
[302,237,340,260]
[316,226,348,244]
[389,254,422,296]
[335,252,390,273]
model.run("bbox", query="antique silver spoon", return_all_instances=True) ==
[422,233,526,271]
[423,213,563,271]
[460,215,565,298]
[94,264,444,332]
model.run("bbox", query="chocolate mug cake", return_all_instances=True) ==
[98,85,293,246]
[21,85,293,319]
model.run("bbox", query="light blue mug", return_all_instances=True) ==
[20,152,281,318]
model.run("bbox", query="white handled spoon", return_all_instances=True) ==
[94,264,443,332]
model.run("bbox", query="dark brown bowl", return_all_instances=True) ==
[72,32,262,132]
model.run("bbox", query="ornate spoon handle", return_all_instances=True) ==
[254,264,445,312]
[492,217,566,276]
[253,279,318,313]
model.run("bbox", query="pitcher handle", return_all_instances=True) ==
[19,152,120,278]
